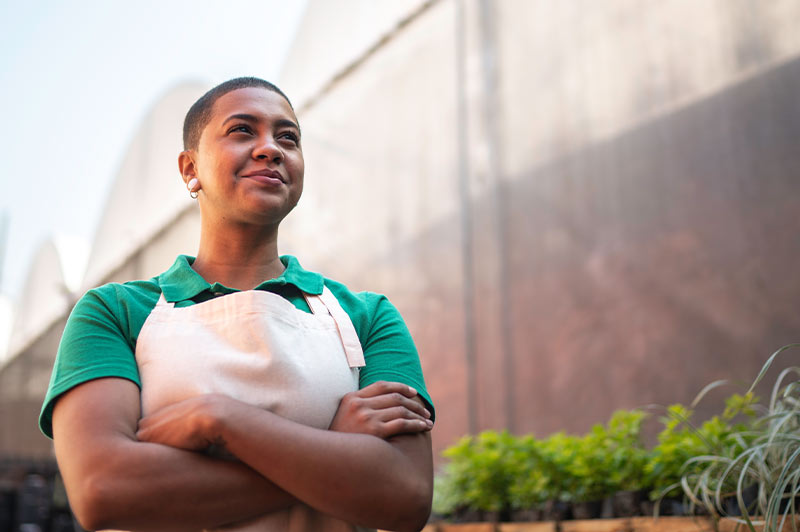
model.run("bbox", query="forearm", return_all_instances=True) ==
[216,403,432,531]
[51,378,296,532]
[59,435,295,532]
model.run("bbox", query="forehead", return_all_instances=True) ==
[208,87,297,126]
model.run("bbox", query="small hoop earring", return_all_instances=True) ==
[186,177,200,200]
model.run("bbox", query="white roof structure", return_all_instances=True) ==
[0,294,12,365]
[82,83,206,289]
[8,238,72,357]
[5,82,207,365]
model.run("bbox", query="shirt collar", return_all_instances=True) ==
[157,255,324,303]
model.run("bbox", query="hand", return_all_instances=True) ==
[137,394,233,452]
[329,381,433,439]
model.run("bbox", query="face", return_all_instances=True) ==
[181,87,304,227]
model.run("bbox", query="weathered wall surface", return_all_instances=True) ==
[3,0,800,464]
[280,0,800,458]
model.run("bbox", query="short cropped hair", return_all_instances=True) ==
[183,77,293,150]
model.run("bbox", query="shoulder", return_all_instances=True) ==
[70,278,161,325]
[42,278,161,438]
[280,255,401,331]
[82,278,162,303]
[280,257,436,418]
[321,277,402,336]
[321,276,436,419]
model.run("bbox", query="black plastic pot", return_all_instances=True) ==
[773,492,800,515]
[722,484,759,517]
[451,506,484,523]
[481,509,511,523]
[572,499,603,519]
[649,496,691,516]
[612,489,645,517]
[541,499,572,521]
[509,507,542,522]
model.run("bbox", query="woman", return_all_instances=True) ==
[39,77,435,532]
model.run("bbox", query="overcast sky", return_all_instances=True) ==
[0,0,307,302]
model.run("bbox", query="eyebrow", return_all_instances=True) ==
[222,113,301,133]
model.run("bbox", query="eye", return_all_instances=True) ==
[279,131,300,145]
[228,124,253,135]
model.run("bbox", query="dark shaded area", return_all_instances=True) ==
[0,458,78,532]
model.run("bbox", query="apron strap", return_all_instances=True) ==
[303,287,366,369]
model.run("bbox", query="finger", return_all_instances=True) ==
[364,394,431,418]
[135,424,151,441]
[135,417,160,441]
[377,405,425,422]
[381,418,433,438]
[135,417,150,436]
[357,381,418,399]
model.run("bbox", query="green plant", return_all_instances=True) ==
[567,425,614,501]
[646,400,754,514]
[432,472,460,516]
[507,435,548,510]
[439,430,518,513]
[538,431,581,502]
[679,344,800,532]
[645,404,706,500]
[603,409,650,494]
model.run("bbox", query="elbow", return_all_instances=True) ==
[401,492,433,532]
[386,478,432,532]
[69,473,120,531]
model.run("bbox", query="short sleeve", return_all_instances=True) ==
[357,294,435,421]
[39,287,142,438]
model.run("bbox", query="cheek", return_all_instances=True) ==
[291,156,305,180]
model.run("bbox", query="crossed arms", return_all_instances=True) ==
[52,378,433,532]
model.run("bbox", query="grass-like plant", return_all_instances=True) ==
[678,344,800,531]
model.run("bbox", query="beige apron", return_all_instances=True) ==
[135,286,373,532]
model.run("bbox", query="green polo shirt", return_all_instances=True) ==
[40,255,434,437]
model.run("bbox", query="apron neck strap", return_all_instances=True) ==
[303,287,366,368]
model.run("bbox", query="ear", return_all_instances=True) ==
[178,150,197,186]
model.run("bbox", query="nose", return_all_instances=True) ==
[253,135,283,164]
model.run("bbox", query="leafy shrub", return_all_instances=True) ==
[602,409,649,494]
[507,435,548,510]
[439,430,518,513]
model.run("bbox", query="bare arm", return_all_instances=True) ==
[137,381,434,532]
[52,377,297,532]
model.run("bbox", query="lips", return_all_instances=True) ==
[241,169,285,185]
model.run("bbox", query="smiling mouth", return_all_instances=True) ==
[242,170,285,185]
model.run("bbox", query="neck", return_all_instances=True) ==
[192,222,285,290]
